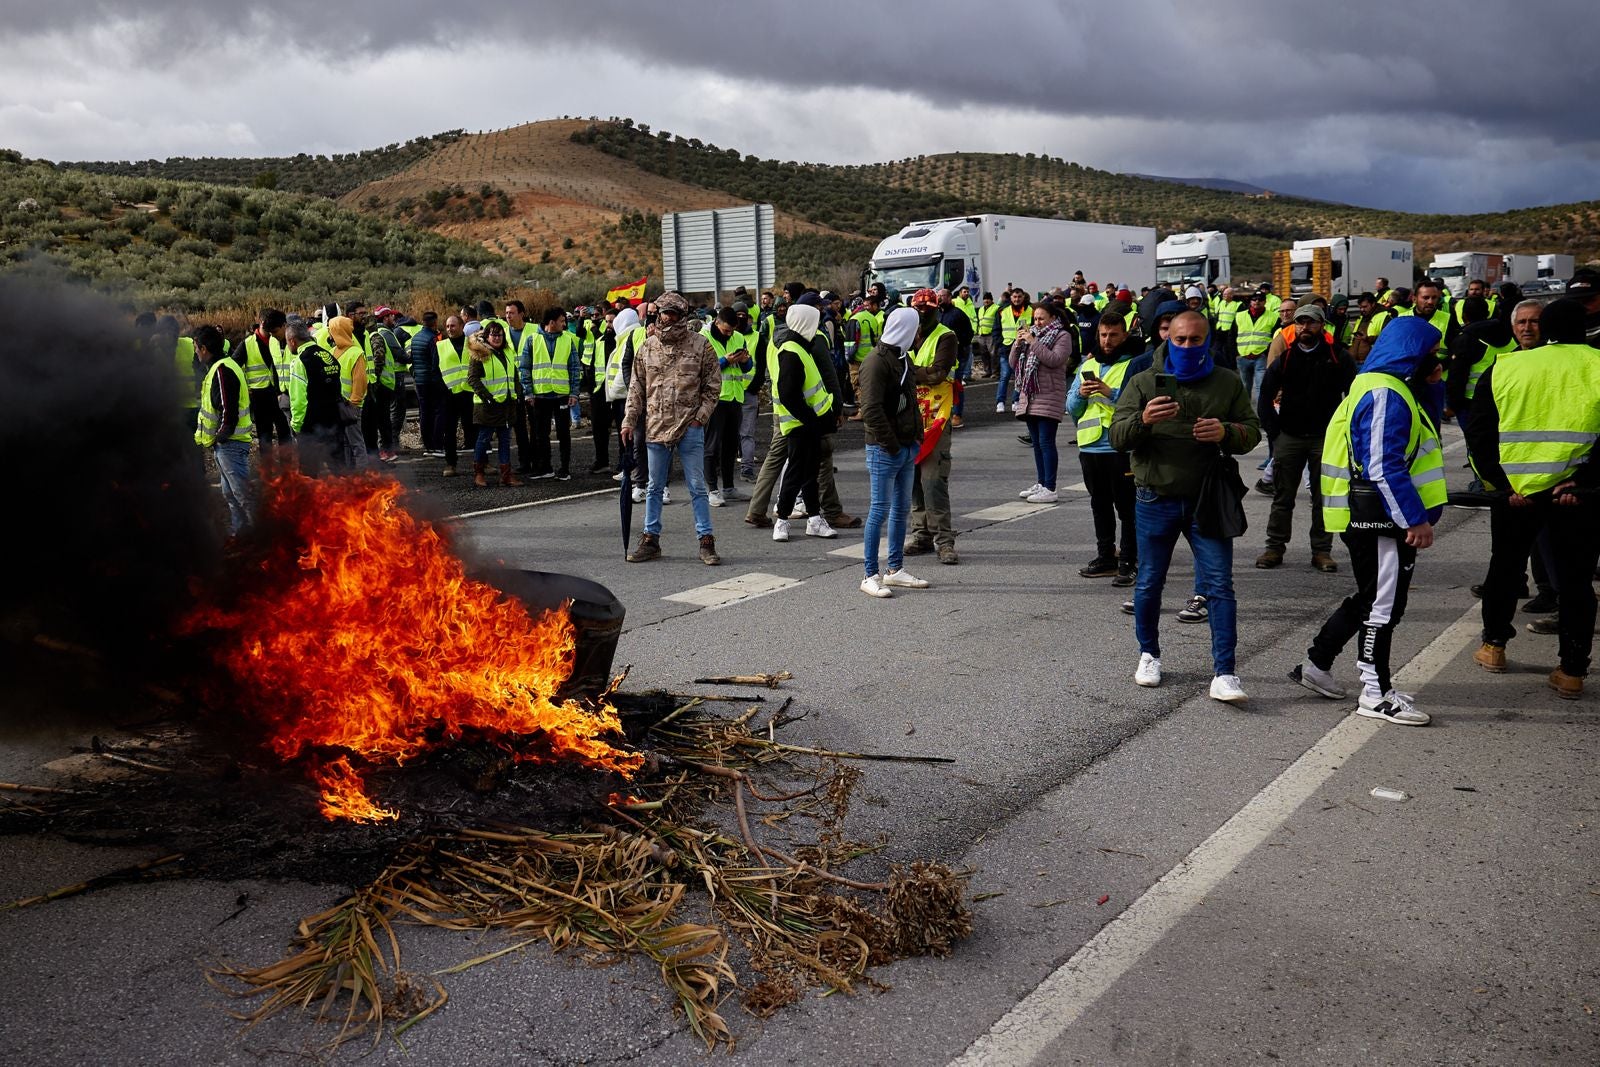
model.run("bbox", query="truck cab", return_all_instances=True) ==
[866,218,979,299]
[1156,231,1230,288]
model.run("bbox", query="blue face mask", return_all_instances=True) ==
[1167,337,1214,383]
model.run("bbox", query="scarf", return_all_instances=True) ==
[1018,318,1064,402]
[1166,336,1214,383]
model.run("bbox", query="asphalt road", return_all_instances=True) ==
[1,379,1595,1066]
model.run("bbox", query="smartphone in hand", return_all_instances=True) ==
[1153,372,1175,392]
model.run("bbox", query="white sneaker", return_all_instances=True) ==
[630,486,645,503]
[790,505,808,519]
[612,471,624,482]
[1357,689,1430,726]
[1210,674,1249,703]
[995,401,1005,414]
[1025,487,1059,503]
[772,518,791,542]
[708,489,725,508]
[1289,661,1347,700]
[882,568,929,589]
[1134,653,1162,687]
[662,487,672,504]
[1018,483,1043,499]
[806,515,838,539]
[860,574,893,598]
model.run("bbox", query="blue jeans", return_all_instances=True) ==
[863,443,916,578]
[214,439,254,536]
[996,343,1013,408]
[1236,355,1262,407]
[1026,415,1059,489]
[1134,488,1238,675]
[645,426,712,537]
[474,425,510,465]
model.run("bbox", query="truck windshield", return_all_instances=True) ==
[1156,258,1205,286]
[1433,266,1465,279]
[1289,262,1312,286]
[870,262,940,294]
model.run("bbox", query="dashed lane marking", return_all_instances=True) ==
[962,501,1058,522]
[662,572,803,611]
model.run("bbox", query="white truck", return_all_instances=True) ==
[1426,251,1505,298]
[1156,230,1231,289]
[865,215,1155,302]
[1501,254,1540,287]
[1289,237,1413,299]
[1538,254,1575,280]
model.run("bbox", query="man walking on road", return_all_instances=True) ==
[623,292,722,565]
[1255,304,1356,573]
[1111,311,1260,703]
[1292,317,1446,725]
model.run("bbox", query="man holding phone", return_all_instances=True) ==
[1111,311,1261,703]
[1068,310,1151,586]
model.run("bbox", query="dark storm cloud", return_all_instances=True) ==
[13,0,1596,144]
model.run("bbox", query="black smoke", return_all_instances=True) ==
[0,271,221,674]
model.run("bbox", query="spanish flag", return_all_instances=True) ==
[605,276,648,303]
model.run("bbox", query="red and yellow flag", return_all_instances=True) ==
[605,277,648,303]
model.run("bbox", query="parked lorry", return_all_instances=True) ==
[1425,251,1505,298]
[865,215,1155,302]
[1156,230,1231,289]
[1284,237,1413,299]
[1501,255,1541,287]
[1538,254,1575,280]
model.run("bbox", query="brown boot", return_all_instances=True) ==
[1473,642,1507,673]
[1255,548,1284,569]
[827,512,863,529]
[472,461,488,488]
[1311,551,1338,573]
[698,534,721,566]
[500,463,523,486]
[627,533,661,563]
[1548,668,1583,699]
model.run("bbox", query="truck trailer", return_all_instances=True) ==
[866,215,1155,302]
[1426,251,1506,298]
[1156,231,1231,289]
[1288,237,1413,299]
[1538,254,1576,280]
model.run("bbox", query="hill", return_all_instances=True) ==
[572,122,1600,281]
[66,132,467,198]
[1131,174,1274,197]
[339,119,871,289]
[0,152,535,317]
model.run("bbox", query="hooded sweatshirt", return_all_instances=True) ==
[1346,317,1446,529]
[776,305,830,432]
[612,308,642,390]
[327,316,367,405]
[858,307,923,452]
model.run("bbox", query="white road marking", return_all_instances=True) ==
[949,603,1482,1067]
[963,501,1058,522]
[663,572,802,611]
[828,543,866,559]
[454,487,617,520]
[1059,481,1088,493]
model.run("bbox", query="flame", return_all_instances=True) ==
[184,466,643,820]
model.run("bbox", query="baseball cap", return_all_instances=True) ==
[1078,294,1096,307]
[1567,268,1599,296]
[1294,305,1326,324]
[371,305,396,318]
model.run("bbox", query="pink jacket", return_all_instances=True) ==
[1009,329,1076,422]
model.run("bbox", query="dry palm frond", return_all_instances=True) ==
[209,699,972,1051]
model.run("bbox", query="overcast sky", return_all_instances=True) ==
[4,1,1597,215]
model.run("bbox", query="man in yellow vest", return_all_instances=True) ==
[192,325,255,536]
[242,308,293,449]
[1467,298,1600,697]
[1233,291,1275,404]
[906,288,961,564]
[994,288,1032,414]
[435,315,476,477]
[847,293,884,420]
[974,291,999,378]
[768,303,838,542]
[1291,317,1445,725]
[701,307,754,507]
[518,306,581,481]
[1399,279,1455,430]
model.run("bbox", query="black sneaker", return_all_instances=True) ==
[1526,616,1559,635]
[554,469,572,482]
[531,470,555,481]
[1521,591,1558,614]
[1253,478,1274,496]
[1017,434,1032,445]
[1112,562,1137,587]
[1471,582,1529,599]
[1078,556,1119,579]
[1176,595,1208,623]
